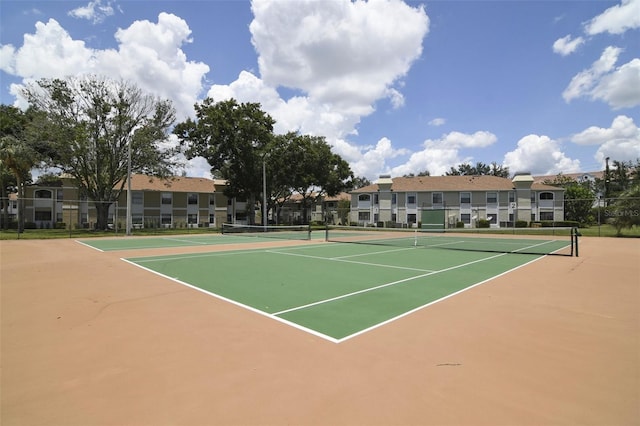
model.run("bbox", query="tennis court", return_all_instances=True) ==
[3,231,638,425]
[123,227,576,342]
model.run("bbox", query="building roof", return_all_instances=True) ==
[129,174,225,193]
[533,171,604,184]
[351,175,562,193]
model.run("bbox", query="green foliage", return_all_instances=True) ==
[606,184,640,236]
[477,219,490,228]
[175,99,353,225]
[22,76,179,230]
[174,98,274,224]
[563,184,596,225]
[445,161,509,177]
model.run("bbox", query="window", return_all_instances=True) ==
[132,192,143,205]
[431,193,442,205]
[539,192,554,200]
[358,211,370,221]
[35,189,52,199]
[509,191,515,203]
[209,195,215,206]
[132,215,143,225]
[161,193,172,205]
[540,211,554,221]
[460,192,471,204]
[531,192,536,203]
[407,214,417,224]
[57,190,63,201]
[408,194,417,205]
[161,214,172,225]
[34,210,51,221]
[188,193,198,205]
[358,194,370,202]
[187,214,198,224]
[209,214,215,224]
[461,213,471,224]
[391,193,397,205]
[486,192,497,204]
[373,193,379,205]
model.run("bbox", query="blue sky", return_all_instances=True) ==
[1,0,639,180]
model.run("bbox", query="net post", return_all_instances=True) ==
[325,224,329,242]
[573,227,580,257]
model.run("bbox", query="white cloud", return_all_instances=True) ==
[584,0,640,35]
[571,115,640,166]
[207,0,430,180]
[428,117,446,126]
[68,0,116,24]
[590,58,640,109]
[571,115,639,145]
[503,135,581,175]
[249,0,428,113]
[1,14,209,120]
[352,137,410,179]
[552,35,585,56]
[562,46,640,109]
[386,130,498,177]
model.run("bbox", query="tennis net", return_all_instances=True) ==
[222,223,311,240]
[325,226,579,256]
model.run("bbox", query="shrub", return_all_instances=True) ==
[456,221,465,228]
[477,219,490,228]
[515,220,528,228]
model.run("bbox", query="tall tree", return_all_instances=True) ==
[22,76,179,230]
[352,176,372,189]
[445,161,509,177]
[264,132,353,224]
[0,105,39,232]
[287,134,353,224]
[174,98,275,225]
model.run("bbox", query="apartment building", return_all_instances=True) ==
[350,173,565,228]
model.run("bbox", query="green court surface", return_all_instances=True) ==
[78,232,321,251]
[123,242,557,343]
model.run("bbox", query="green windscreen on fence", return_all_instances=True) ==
[421,209,445,230]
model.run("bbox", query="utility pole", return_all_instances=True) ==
[605,156,610,207]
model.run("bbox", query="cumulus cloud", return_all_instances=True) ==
[571,115,640,165]
[207,0,429,179]
[1,14,209,120]
[386,130,498,177]
[503,135,581,175]
[352,137,410,179]
[584,0,640,35]
[249,0,428,114]
[68,0,116,24]
[562,46,640,109]
[552,35,585,56]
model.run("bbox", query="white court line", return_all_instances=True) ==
[266,249,436,273]
[75,240,105,252]
[336,255,546,343]
[272,251,510,316]
[120,257,342,344]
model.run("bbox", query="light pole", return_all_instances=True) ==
[126,138,132,236]
[263,158,267,230]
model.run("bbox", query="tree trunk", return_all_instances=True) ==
[94,202,113,230]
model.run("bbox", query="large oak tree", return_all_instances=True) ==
[23,76,180,230]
